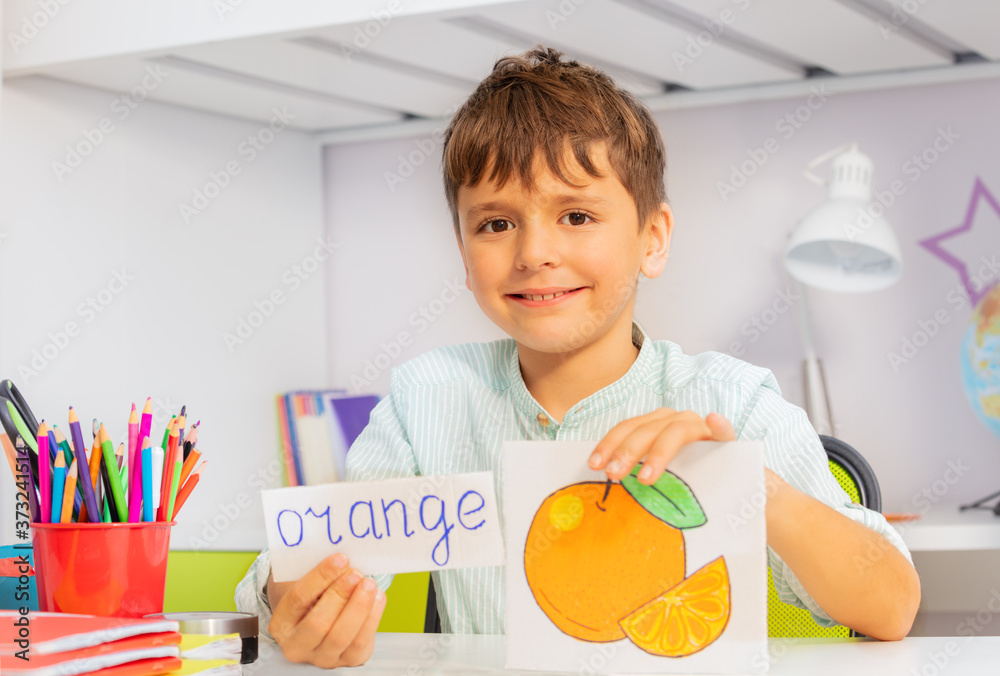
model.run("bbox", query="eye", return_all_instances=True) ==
[479,219,514,233]
[560,211,595,226]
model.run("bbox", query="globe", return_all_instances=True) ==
[961,282,1000,439]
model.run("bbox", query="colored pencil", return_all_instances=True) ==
[158,419,180,521]
[178,449,201,489]
[37,421,51,523]
[1,433,17,480]
[151,444,164,518]
[53,425,73,464]
[100,425,127,522]
[116,442,127,496]
[2,433,39,522]
[14,436,41,523]
[177,405,186,449]
[166,458,182,522]
[68,407,101,523]
[92,418,99,440]
[161,416,174,452]
[50,451,66,524]
[127,403,138,489]
[182,422,199,461]
[51,425,82,515]
[129,434,145,522]
[60,459,77,523]
[142,436,154,522]
[172,462,204,519]
[89,433,104,517]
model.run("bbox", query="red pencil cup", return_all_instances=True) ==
[31,521,174,618]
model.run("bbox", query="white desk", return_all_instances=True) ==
[892,504,1000,552]
[249,634,1000,675]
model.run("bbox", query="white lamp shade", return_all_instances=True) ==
[785,198,903,293]
[785,144,903,293]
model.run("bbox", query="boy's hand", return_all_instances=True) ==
[267,553,386,669]
[588,409,736,485]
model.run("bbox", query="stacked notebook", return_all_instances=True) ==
[0,613,241,676]
[275,391,379,486]
[0,612,181,676]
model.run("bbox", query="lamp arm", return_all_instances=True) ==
[791,278,836,437]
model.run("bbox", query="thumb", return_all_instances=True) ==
[706,413,736,441]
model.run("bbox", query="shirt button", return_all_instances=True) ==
[537,413,550,427]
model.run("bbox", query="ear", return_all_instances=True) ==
[456,231,472,291]
[640,202,673,279]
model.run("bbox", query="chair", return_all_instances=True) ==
[766,434,881,638]
[417,435,882,637]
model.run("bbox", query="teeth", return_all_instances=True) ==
[523,291,568,301]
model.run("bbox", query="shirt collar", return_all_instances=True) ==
[504,321,653,421]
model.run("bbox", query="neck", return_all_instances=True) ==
[516,317,640,423]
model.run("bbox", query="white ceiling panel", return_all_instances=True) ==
[172,37,470,119]
[880,0,1000,60]
[309,16,515,88]
[665,0,949,74]
[474,0,796,90]
[40,57,402,131]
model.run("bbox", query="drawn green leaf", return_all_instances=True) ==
[621,466,707,529]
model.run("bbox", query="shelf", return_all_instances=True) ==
[892,504,1000,552]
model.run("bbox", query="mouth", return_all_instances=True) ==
[506,287,586,305]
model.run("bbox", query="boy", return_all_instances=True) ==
[236,46,920,668]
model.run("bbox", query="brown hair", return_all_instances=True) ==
[442,45,666,239]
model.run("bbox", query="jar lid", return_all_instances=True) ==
[144,612,258,639]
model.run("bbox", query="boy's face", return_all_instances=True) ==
[455,143,672,357]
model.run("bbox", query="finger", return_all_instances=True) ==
[315,578,380,663]
[635,415,712,485]
[706,413,736,441]
[283,568,364,657]
[601,417,678,480]
[271,553,351,641]
[339,584,388,667]
[589,408,675,470]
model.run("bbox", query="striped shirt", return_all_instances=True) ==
[235,321,910,636]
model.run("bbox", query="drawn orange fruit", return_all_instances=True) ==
[524,481,686,642]
[619,556,731,657]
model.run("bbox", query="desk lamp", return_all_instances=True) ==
[784,143,903,435]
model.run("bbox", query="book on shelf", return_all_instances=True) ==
[275,390,379,486]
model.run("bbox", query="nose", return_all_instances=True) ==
[514,221,561,271]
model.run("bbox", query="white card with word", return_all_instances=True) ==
[263,471,504,581]
[503,440,768,674]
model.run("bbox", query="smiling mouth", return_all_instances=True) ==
[510,288,583,301]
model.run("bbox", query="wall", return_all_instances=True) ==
[0,75,327,550]
[324,75,1000,513]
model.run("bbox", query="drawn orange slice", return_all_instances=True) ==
[619,556,730,657]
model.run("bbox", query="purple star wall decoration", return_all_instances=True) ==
[919,178,1000,308]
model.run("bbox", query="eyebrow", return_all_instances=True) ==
[464,194,610,225]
